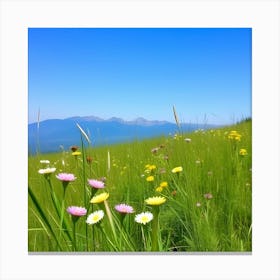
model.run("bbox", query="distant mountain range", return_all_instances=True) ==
[28,116,220,154]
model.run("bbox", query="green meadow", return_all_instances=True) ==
[28,119,252,252]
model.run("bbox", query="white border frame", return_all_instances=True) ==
[1,0,279,279]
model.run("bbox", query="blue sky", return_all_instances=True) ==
[28,28,251,125]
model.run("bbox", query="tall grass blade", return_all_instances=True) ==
[172,105,181,132]
[76,123,91,144]
[28,186,63,251]
[107,150,111,174]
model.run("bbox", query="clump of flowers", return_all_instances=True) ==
[86,210,104,225]
[239,148,248,156]
[171,166,183,173]
[144,164,156,174]
[90,192,109,204]
[135,212,153,225]
[155,181,168,192]
[88,179,105,189]
[228,130,241,141]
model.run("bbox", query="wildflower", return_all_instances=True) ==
[56,173,76,182]
[159,168,166,174]
[172,166,183,173]
[184,138,191,143]
[239,148,248,156]
[56,173,76,194]
[38,167,56,175]
[40,160,50,164]
[164,155,169,161]
[155,186,163,192]
[195,160,201,164]
[204,193,213,200]
[228,130,241,141]
[67,206,87,217]
[171,190,177,196]
[72,151,82,156]
[70,145,79,152]
[67,205,87,251]
[148,164,156,171]
[196,202,201,207]
[114,203,134,214]
[86,156,93,164]
[98,177,107,183]
[160,181,168,188]
[88,179,105,189]
[146,175,155,182]
[145,196,166,206]
[135,212,153,225]
[151,147,160,154]
[90,192,109,204]
[86,210,104,225]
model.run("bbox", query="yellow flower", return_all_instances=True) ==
[171,166,183,173]
[155,186,163,192]
[148,164,156,171]
[228,130,241,141]
[72,151,82,156]
[145,196,166,206]
[239,148,248,156]
[90,192,109,204]
[146,175,155,182]
[160,181,168,188]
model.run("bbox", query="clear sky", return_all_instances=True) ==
[28,28,251,125]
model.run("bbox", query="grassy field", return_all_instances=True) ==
[28,119,252,252]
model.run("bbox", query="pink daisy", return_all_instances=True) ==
[114,203,134,214]
[88,179,105,189]
[67,206,87,217]
[56,173,76,182]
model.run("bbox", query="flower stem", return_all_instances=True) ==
[151,206,160,251]
[141,225,147,251]
[72,219,77,251]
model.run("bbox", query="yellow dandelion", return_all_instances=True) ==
[145,196,166,206]
[148,164,156,171]
[155,186,163,192]
[72,151,82,156]
[239,148,248,156]
[90,192,109,204]
[171,166,183,173]
[146,175,155,182]
[160,181,168,188]
[228,130,241,141]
